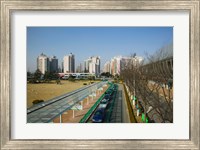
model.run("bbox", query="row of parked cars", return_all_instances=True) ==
[92,84,117,123]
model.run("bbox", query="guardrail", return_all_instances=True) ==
[79,83,113,123]
[27,81,104,113]
[27,81,107,123]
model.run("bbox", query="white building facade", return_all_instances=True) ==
[84,58,92,73]
[103,55,143,76]
[103,61,110,73]
[37,53,50,74]
[84,56,100,76]
[63,53,75,73]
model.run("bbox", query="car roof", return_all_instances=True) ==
[97,107,105,111]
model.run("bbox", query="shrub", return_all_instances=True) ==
[56,79,61,84]
[68,77,75,82]
[28,79,36,83]
[32,99,44,105]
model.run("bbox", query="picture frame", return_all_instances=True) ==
[0,0,199,149]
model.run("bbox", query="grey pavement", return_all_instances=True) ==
[110,84,130,123]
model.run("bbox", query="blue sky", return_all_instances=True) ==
[27,27,173,72]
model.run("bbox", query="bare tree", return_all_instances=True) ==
[121,43,173,123]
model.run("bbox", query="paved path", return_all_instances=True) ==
[110,84,130,123]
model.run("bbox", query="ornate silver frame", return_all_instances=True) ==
[0,0,199,149]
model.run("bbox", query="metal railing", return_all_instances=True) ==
[79,82,113,123]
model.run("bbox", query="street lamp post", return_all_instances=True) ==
[133,57,137,109]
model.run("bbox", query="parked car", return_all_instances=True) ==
[62,76,69,80]
[105,89,113,96]
[112,85,117,91]
[99,99,108,109]
[92,109,105,123]
[104,94,110,101]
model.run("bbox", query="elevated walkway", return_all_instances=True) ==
[27,81,107,123]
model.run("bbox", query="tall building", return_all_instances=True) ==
[37,53,50,74]
[76,63,83,73]
[110,58,115,75]
[84,58,92,73]
[121,57,131,70]
[61,62,64,73]
[89,62,97,74]
[63,53,75,73]
[108,56,122,75]
[103,61,110,73]
[49,56,58,73]
[84,56,100,75]
[91,56,100,75]
[37,53,59,74]
[104,55,143,76]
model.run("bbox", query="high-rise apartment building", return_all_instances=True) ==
[37,53,58,74]
[84,58,92,73]
[104,55,143,76]
[37,53,50,74]
[120,57,131,70]
[89,62,97,74]
[76,63,83,73]
[110,58,115,75]
[103,61,110,73]
[84,56,100,75]
[91,56,100,75]
[49,56,58,73]
[63,53,75,73]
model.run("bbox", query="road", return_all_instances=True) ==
[110,84,130,123]
[87,83,130,123]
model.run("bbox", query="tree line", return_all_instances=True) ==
[27,69,60,84]
[121,43,173,123]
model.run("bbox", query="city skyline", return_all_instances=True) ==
[27,27,173,72]
[35,52,143,77]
